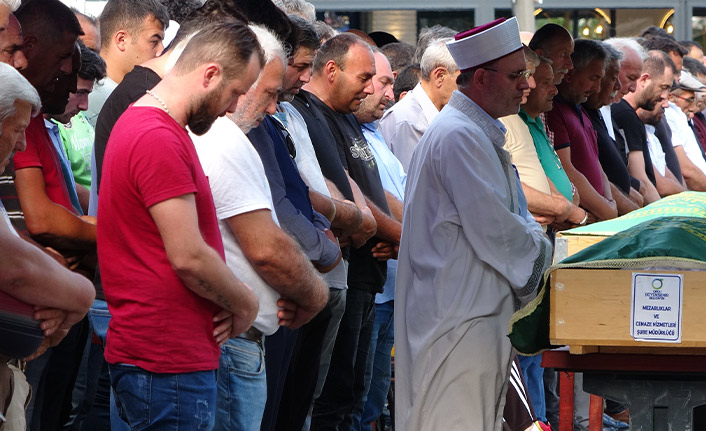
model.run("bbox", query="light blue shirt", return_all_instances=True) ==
[45,119,83,215]
[362,122,406,304]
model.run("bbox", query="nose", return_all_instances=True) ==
[59,56,73,75]
[225,96,240,114]
[660,98,669,108]
[384,83,394,101]
[518,74,530,91]
[13,50,27,71]
[614,77,621,93]
[549,83,559,98]
[528,75,536,90]
[264,97,277,116]
[363,79,374,95]
[300,67,312,85]
[15,131,27,153]
[566,56,574,72]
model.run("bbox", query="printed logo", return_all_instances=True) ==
[651,278,663,290]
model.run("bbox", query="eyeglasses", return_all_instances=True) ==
[483,67,532,81]
[673,94,696,105]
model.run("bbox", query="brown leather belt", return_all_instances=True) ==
[237,326,264,345]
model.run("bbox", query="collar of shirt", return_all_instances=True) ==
[411,82,440,125]
[447,90,506,147]
[518,108,542,128]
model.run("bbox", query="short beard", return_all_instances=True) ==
[187,94,219,136]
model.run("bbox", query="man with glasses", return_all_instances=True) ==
[395,17,552,431]
[664,67,706,190]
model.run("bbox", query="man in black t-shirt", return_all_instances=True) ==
[612,50,675,204]
[300,33,401,431]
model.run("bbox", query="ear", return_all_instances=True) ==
[638,72,650,87]
[114,30,128,52]
[534,47,546,58]
[325,60,337,83]
[392,70,398,79]
[432,66,447,88]
[22,34,38,58]
[202,63,220,89]
[473,68,487,87]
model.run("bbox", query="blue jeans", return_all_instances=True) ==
[109,364,217,431]
[214,337,266,431]
[519,354,546,422]
[354,300,394,431]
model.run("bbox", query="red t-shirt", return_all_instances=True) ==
[13,115,74,212]
[98,107,225,373]
[547,98,604,195]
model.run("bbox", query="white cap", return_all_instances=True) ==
[675,70,706,92]
[446,17,523,71]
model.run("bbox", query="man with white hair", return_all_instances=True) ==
[379,37,459,169]
[0,0,26,71]
[395,17,552,431]
[192,25,328,431]
[0,62,94,431]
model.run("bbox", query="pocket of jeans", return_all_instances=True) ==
[112,365,151,429]
[221,340,265,377]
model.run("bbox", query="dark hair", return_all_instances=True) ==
[288,14,320,53]
[381,42,415,73]
[172,21,264,80]
[571,39,607,72]
[16,0,83,42]
[681,40,703,51]
[529,23,571,53]
[99,0,169,49]
[313,33,369,73]
[640,36,688,57]
[683,56,706,76]
[228,0,299,56]
[159,0,202,23]
[77,42,106,82]
[393,63,421,102]
[639,26,673,40]
[645,49,677,78]
[170,0,247,48]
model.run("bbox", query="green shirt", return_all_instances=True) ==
[519,109,573,201]
[54,112,94,188]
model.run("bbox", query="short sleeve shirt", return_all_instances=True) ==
[546,97,604,195]
[98,107,224,373]
[500,113,551,195]
[13,115,75,213]
[317,99,390,293]
[611,99,657,186]
[193,118,281,335]
[519,110,573,201]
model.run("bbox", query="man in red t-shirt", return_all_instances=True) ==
[98,23,264,430]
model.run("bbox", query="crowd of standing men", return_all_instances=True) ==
[1,0,706,430]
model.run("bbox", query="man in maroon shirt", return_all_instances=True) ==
[546,39,618,222]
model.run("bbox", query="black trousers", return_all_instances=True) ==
[311,289,376,431]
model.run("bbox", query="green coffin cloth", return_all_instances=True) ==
[564,191,706,236]
[508,216,706,355]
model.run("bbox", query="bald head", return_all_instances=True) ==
[529,23,573,84]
